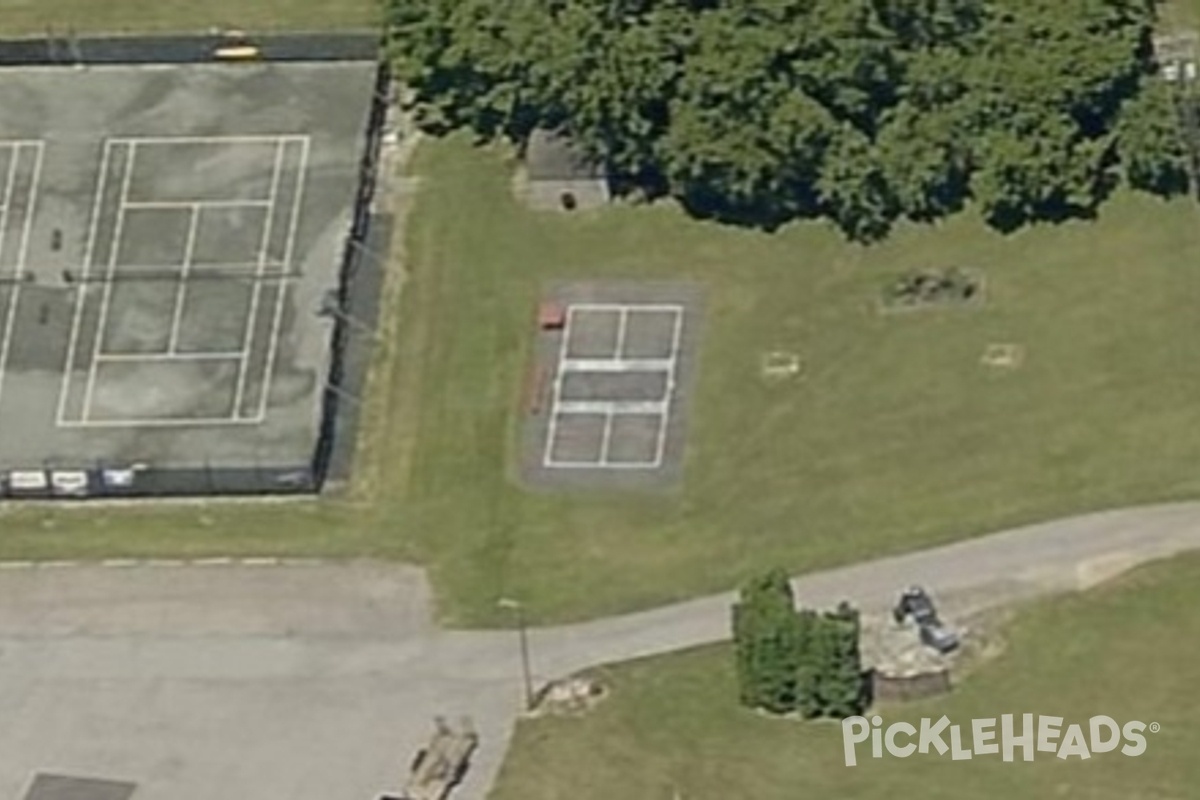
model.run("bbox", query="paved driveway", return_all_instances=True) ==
[6,502,1200,800]
[0,561,510,800]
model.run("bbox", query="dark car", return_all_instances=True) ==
[893,586,939,626]
[893,586,960,654]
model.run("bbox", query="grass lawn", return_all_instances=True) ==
[491,556,1200,800]
[4,136,1200,626]
[0,0,379,37]
[385,137,1200,623]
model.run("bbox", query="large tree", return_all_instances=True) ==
[388,0,1172,241]
[1116,79,1192,196]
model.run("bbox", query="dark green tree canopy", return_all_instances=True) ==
[388,0,1175,241]
[731,571,866,718]
[732,568,801,713]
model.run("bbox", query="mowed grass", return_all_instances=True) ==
[4,136,1200,626]
[388,137,1200,623]
[491,556,1200,800]
[0,0,378,36]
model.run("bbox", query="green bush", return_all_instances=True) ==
[732,569,801,713]
[732,574,865,718]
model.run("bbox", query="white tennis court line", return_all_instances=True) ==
[0,142,45,413]
[79,140,137,422]
[64,415,265,429]
[166,204,201,354]
[58,134,311,428]
[109,135,306,146]
[231,138,287,420]
[123,199,273,210]
[543,303,684,469]
[95,260,289,275]
[250,136,310,422]
[0,142,21,259]
[56,140,114,426]
[95,351,244,362]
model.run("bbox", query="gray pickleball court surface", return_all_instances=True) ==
[0,60,378,483]
[519,281,703,491]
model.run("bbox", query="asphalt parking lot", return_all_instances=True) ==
[0,561,519,800]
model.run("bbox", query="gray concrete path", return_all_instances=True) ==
[4,501,1200,800]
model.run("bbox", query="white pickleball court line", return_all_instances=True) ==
[542,304,580,467]
[648,307,685,469]
[544,304,685,469]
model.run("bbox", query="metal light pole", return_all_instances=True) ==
[498,597,534,711]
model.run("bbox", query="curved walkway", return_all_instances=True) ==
[3,502,1200,800]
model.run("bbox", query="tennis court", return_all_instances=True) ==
[0,56,379,495]
[55,135,309,426]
